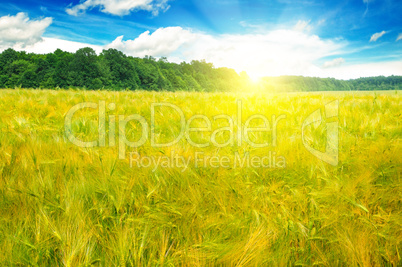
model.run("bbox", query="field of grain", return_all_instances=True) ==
[0,89,401,266]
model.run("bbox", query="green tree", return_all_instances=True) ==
[70,47,101,88]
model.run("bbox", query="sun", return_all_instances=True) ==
[249,75,262,84]
[240,70,262,85]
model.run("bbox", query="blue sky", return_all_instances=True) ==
[0,0,401,79]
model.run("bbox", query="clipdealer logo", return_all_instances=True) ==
[64,99,339,168]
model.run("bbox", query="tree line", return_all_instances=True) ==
[0,47,401,92]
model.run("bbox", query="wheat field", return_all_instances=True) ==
[0,89,401,266]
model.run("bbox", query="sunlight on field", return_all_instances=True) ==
[0,89,401,266]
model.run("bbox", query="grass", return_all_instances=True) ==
[0,89,401,266]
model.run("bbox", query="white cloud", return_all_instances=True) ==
[319,60,402,80]
[370,31,387,42]
[0,13,52,49]
[0,13,103,54]
[106,27,197,57]
[20,37,103,54]
[397,33,402,41]
[294,20,312,32]
[0,36,103,55]
[322,58,345,68]
[66,0,170,16]
[106,27,402,79]
[106,26,345,79]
